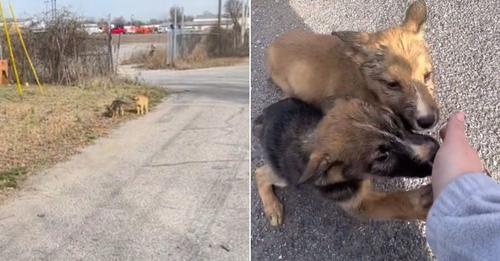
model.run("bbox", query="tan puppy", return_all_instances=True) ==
[266,1,438,130]
[133,95,149,115]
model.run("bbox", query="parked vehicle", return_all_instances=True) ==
[158,25,170,33]
[111,27,126,34]
[135,26,153,34]
[84,24,102,34]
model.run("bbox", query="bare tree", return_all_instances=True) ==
[224,0,243,47]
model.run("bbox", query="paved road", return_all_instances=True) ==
[251,0,499,260]
[0,64,249,260]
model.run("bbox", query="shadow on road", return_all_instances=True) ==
[250,1,430,260]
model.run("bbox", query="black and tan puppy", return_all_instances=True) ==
[254,98,438,226]
[106,99,128,118]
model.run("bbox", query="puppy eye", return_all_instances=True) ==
[424,72,432,83]
[382,80,401,91]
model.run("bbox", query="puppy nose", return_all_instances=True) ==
[416,114,436,129]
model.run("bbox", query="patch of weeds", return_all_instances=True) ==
[0,167,27,189]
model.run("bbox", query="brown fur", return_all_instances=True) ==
[254,98,438,226]
[338,180,432,220]
[107,99,127,118]
[257,166,432,225]
[133,95,149,115]
[266,1,438,130]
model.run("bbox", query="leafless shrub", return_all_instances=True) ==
[188,43,209,62]
[206,26,248,57]
[143,48,167,70]
[1,10,112,85]
[121,50,149,65]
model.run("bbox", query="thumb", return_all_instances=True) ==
[442,112,466,143]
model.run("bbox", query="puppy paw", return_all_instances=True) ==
[410,184,434,219]
[264,200,283,226]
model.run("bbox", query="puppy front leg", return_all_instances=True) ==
[341,181,433,220]
[255,165,288,226]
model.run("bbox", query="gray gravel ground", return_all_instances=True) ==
[251,0,499,260]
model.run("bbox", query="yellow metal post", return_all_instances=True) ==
[9,2,44,94]
[0,0,22,96]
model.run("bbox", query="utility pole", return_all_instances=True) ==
[51,0,56,20]
[181,7,184,28]
[217,0,222,28]
[107,13,113,73]
[43,0,49,17]
[180,7,184,59]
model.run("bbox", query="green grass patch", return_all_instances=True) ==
[0,167,27,189]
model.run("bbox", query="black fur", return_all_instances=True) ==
[255,98,438,203]
[255,98,323,184]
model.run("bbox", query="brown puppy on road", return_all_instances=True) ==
[133,95,149,115]
[266,1,438,130]
[254,98,438,226]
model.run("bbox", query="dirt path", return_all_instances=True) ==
[0,64,249,260]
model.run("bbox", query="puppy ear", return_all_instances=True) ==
[313,163,345,186]
[402,1,427,33]
[333,31,381,65]
[298,152,331,184]
[332,31,371,45]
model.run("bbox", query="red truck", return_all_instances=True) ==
[111,27,126,34]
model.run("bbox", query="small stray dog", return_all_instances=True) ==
[133,95,149,115]
[107,99,128,118]
[266,1,438,130]
[254,98,439,226]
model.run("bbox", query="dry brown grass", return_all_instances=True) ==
[122,44,246,71]
[173,57,247,70]
[121,50,150,65]
[121,48,169,70]
[0,80,167,191]
[143,49,168,70]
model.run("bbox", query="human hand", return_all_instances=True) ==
[431,112,484,199]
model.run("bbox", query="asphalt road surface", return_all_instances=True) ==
[251,0,499,260]
[0,64,249,260]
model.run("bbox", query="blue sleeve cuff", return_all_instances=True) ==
[428,173,494,218]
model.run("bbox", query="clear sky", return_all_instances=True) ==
[10,0,218,21]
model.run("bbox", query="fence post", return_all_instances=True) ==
[172,7,177,64]
[180,7,184,59]
[114,34,121,72]
[165,30,170,65]
[107,14,113,74]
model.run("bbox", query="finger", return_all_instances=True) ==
[439,123,447,140]
[442,112,466,143]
